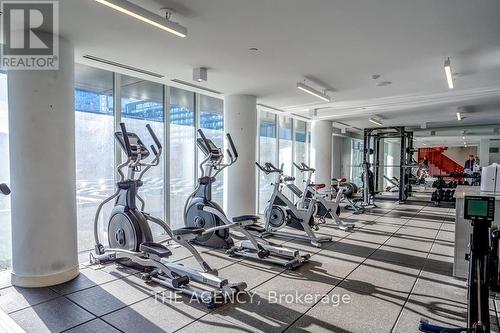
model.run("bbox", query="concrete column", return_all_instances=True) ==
[331,135,343,179]
[479,139,490,167]
[8,36,78,287]
[311,120,333,185]
[224,95,257,217]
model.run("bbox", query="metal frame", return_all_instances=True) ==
[362,126,415,203]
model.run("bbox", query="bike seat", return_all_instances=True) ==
[172,227,205,236]
[332,178,346,183]
[140,242,172,258]
[232,215,260,223]
[313,184,326,189]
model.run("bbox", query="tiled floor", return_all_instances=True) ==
[1,201,498,332]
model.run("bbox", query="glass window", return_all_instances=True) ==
[350,139,364,187]
[258,111,277,213]
[294,120,308,189]
[170,87,195,228]
[279,116,293,198]
[75,64,114,253]
[0,73,10,271]
[199,95,224,206]
[121,75,165,235]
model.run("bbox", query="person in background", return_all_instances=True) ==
[464,155,475,170]
[422,156,429,168]
[474,155,480,166]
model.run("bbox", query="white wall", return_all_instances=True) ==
[490,141,500,164]
[442,146,478,166]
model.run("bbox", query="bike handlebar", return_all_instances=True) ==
[119,123,133,158]
[255,162,282,174]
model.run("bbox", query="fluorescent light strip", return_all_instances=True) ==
[296,82,331,102]
[456,112,462,121]
[368,117,383,126]
[83,55,164,78]
[444,58,454,89]
[94,0,187,37]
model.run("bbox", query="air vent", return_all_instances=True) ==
[171,79,222,95]
[291,113,312,120]
[83,55,164,78]
[257,104,285,113]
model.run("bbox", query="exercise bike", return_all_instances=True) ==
[183,129,310,269]
[419,195,499,333]
[256,162,332,248]
[291,162,355,230]
[91,123,246,307]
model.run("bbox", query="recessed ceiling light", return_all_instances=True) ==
[376,81,392,87]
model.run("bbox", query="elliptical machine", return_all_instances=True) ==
[184,130,310,269]
[91,123,246,307]
[419,196,499,333]
[256,162,332,247]
[292,162,355,230]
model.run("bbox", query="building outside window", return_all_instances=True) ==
[74,64,115,252]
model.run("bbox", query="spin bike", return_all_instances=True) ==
[292,162,355,230]
[257,162,332,247]
[184,130,310,269]
[91,123,246,307]
[419,196,499,333]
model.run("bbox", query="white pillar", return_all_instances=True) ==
[479,139,490,167]
[311,120,333,185]
[224,95,257,217]
[8,36,78,287]
[331,135,343,178]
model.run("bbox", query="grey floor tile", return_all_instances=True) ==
[0,286,59,313]
[288,285,405,333]
[50,268,125,296]
[177,313,250,333]
[66,274,153,316]
[65,319,121,333]
[217,261,283,290]
[341,258,420,295]
[9,297,94,333]
[102,294,209,333]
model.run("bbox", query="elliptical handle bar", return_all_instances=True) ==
[146,124,162,150]
[226,133,239,159]
[197,129,211,153]
[119,123,133,158]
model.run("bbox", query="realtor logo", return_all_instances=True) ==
[1,1,59,70]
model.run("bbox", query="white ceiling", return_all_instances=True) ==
[61,0,500,131]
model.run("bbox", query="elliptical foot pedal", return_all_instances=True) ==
[140,242,172,258]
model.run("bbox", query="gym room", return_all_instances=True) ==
[0,0,500,332]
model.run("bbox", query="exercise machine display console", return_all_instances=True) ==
[464,196,495,222]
